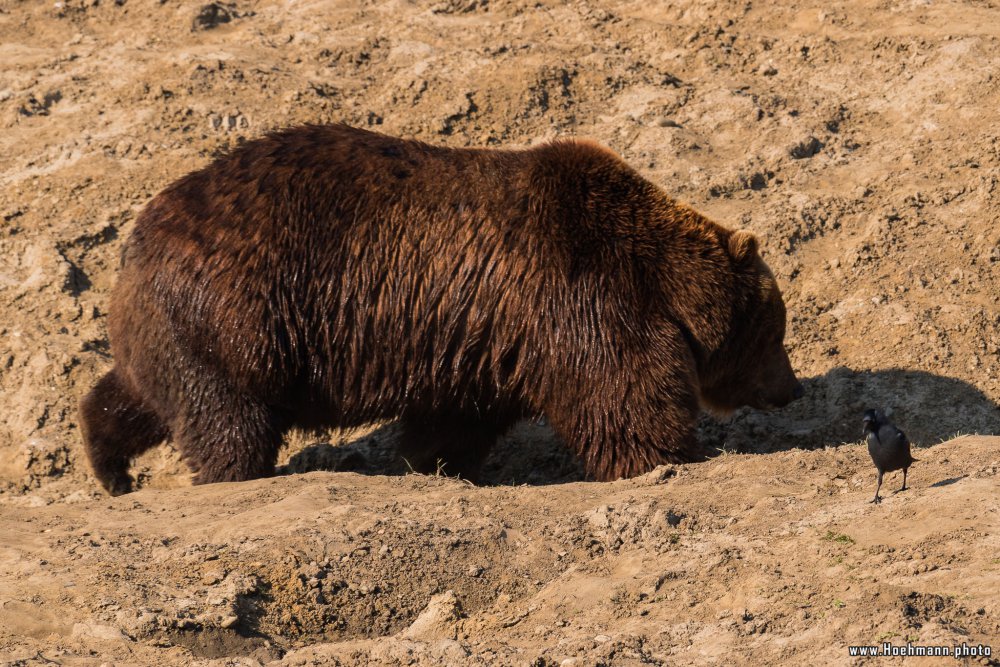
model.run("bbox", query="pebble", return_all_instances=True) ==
[201,571,223,586]
[71,623,127,642]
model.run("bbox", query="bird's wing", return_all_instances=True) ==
[898,429,914,458]
[866,433,882,461]
[877,424,895,445]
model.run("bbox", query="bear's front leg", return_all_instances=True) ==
[542,325,701,481]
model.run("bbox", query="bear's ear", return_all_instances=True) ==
[728,230,759,265]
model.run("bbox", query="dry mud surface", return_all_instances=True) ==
[1,0,999,664]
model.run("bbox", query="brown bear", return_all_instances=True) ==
[79,124,802,495]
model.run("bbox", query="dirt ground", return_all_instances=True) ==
[0,0,998,665]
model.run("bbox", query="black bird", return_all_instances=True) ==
[863,409,916,504]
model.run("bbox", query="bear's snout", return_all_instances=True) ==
[757,346,803,409]
[766,379,804,408]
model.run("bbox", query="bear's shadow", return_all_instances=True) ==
[278,367,999,486]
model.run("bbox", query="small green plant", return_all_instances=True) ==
[822,531,855,545]
[877,631,899,642]
[667,533,680,545]
[832,599,846,608]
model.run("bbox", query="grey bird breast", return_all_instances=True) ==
[868,426,912,471]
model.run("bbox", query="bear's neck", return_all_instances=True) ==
[653,213,740,371]
[523,140,740,370]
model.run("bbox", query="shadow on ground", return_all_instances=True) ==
[279,367,998,486]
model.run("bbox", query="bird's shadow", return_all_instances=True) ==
[929,475,967,488]
[278,366,998,486]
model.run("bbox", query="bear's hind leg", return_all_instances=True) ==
[399,414,511,482]
[173,379,289,485]
[80,368,169,496]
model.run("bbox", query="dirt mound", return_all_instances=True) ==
[1,437,997,665]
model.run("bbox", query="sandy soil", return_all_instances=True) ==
[0,0,998,664]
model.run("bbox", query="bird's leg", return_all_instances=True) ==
[871,471,883,504]
[897,467,908,493]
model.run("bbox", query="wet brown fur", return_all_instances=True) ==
[79,124,801,495]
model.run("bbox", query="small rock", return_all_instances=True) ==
[403,590,463,641]
[192,3,232,31]
[201,569,224,586]
[595,634,611,643]
[71,623,127,642]
[790,136,824,159]
[640,465,677,485]
[586,506,611,530]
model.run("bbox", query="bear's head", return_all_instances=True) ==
[697,230,804,414]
